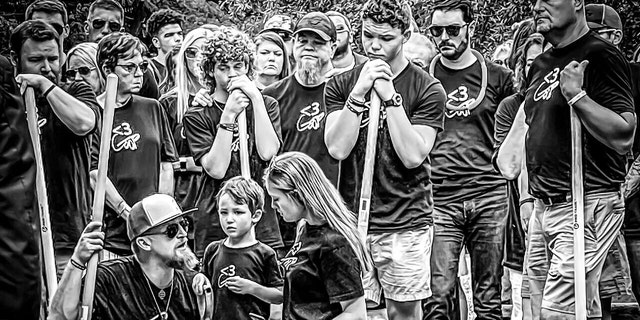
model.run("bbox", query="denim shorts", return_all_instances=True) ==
[362,226,433,304]
[527,191,624,317]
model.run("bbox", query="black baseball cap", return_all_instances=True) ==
[293,12,336,42]
[585,4,622,30]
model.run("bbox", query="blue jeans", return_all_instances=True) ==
[423,185,507,320]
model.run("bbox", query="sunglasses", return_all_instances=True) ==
[428,24,468,37]
[65,66,95,79]
[142,218,190,239]
[276,31,292,42]
[185,47,202,59]
[91,19,122,32]
[116,61,149,74]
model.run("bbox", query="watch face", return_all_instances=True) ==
[393,93,403,105]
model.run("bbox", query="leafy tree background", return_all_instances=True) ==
[1,0,639,60]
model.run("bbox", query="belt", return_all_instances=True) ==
[538,193,571,206]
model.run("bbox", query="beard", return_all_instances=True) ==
[438,38,469,61]
[166,244,200,272]
[298,58,324,85]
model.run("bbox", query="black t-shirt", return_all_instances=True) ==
[139,68,161,100]
[94,256,199,320]
[325,62,446,232]
[94,95,178,255]
[183,96,284,255]
[0,55,40,319]
[623,62,640,235]
[630,62,640,158]
[281,223,364,320]
[160,92,201,210]
[262,75,339,185]
[151,59,168,86]
[39,81,101,250]
[202,240,283,320]
[524,32,634,198]
[430,58,513,203]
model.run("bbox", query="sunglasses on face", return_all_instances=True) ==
[142,218,190,239]
[428,24,468,37]
[116,61,149,74]
[185,47,202,59]
[276,32,292,42]
[91,19,122,32]
[65,66,96,79]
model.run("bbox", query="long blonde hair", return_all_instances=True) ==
[264,152,371,270]
[166,28,213,124]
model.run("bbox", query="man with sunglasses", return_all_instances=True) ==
[498,0,635,318]
[326,11,368,75]
[86,0,161,100]
[10,20,101,277]
[325,0,446,318]
[25,0,69,53]
[423,0,514,319]
[49,194,204,320]
[94,32,178,259]
[146,9,184,85]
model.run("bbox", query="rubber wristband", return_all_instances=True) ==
[43,84,56,98]
[70,258,87,271]
[519,198,535,207]
[567,90,587,107]
[346,101,364,115]
[348,95,366,108]
[217,122,238,132]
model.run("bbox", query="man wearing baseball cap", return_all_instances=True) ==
[586,3,640,307]
[49,194,210,320]
[326,11,368,74]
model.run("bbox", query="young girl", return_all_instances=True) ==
[264,152,368,320]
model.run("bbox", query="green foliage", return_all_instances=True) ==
[1,0,639,60]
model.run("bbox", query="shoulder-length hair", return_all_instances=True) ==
[167,27,214,125]
[254,31,290,80]
[264,152,371,271]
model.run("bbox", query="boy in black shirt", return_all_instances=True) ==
[193,177,283,320]
[423,1,514,319]
[499,1,635,317]
[183,26,283,256]
[11,20,100,276]
[146,9,184,84]
[324,0,446,318]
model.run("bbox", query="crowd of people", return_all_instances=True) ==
[0,0,639,319]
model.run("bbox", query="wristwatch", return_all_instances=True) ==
[383,93,403,108]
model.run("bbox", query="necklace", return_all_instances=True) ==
[213,99,225,113]
[143,272,174,320]
[428,49,488,112]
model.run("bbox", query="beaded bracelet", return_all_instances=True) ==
[70,258,87,271]
[217,123,238,132]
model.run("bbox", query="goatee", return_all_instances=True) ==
[299,59,323,85]
[167,246,200,272]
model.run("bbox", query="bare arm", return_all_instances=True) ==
[496,102,527,180]
[90,170,130,218]
[624,155,640,199]
[572,97,635,154]
[334,296,367,320]
[158,162,174,195]
[249,96,280,161]
[225,277,283,304]
[324,108,363,160]
[385,105,438,168]
[16,75,96,135]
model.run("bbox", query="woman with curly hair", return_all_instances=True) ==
[265,151,368,320]
[253,31,290,90]
[182,26,283,257]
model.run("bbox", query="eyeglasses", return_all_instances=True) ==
[276,31,292,42]
[116,61,149,74]
[428,24,468,37]
[91,19,122,32]
[65,66,96,79]
[185,47,202,59]
[142,218,190,239]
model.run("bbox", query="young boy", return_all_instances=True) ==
[193,176,283,320]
